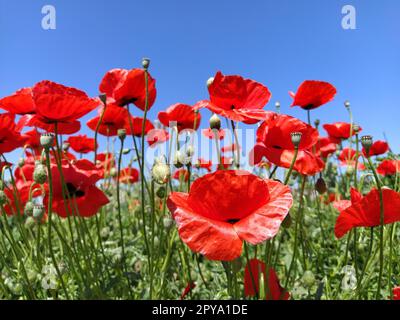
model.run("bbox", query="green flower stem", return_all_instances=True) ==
[93,100,107,163]
[284,147,299,185]
[230,120,240,169]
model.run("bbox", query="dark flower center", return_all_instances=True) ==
[304,104,314,110]
[272,145,283,149]
[230,105,235,110]
[226,219,240,224]
[66,183,85,198]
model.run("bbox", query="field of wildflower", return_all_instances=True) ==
[0,58,399,301]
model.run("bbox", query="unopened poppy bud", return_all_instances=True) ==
[18,158,25,168]
[142,57,150,70]
[315,178,327,195]
[361,135,373,156]
[33,205,45,220]
[40,134,54,149]
[344,100,351,109]
[174,151,185,168]
[156,186,166,198]
[24,201,35,216]
[163,216,174,229]
[118,129,126,141]
[209,114,221,130]
[62,142,70,152]
[275,101,281,112]
[0,190,7,205]
[110,167,117,178]
[122,148,131,155]
[33,164,47,184]
[302,271,316,288]
[353,124,360,134]
[290,132,302,148]
[314,119,320,128]
[186,145,195,157]
[99,93,107,105]
[152,162,171,185]
[206,77,214,88]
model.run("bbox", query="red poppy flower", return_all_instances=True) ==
[323,122,361,140]
[0,87,35,115]
[316,136,337,159]
[20,81,99,135]
[196,158,212,172]
[289,80,337,110]
[377,160,400,176]
[67,135,97,154]
[202,128,225,140]
[219,156,233,169]
[99,68,157,110]
[250,113,324,176]
[256,160,272,170]
[87,104,128,136]
[22,129,43,156]
[393,287,400,300]
[362,140,389,157]
[96,153,115,174]
[125,116,155,137]
[244,259,290,300]
[334,187,400,238]
[167,170,293,261]
[0,113,26,154]
[338,148,365,169]
[147,128,170,147]
[158,103,201,132]
[3,184,32,216]
[118,167,139,184]
[195,71,272,123]
[173,169,190,182]
[45,159,109,218]
[0,160,12,173]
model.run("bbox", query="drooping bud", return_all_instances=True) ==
[361,135,373,157]
[40,133,54,149]
[290,132,302,148]
[209,114,221,131]
[315,177,327,195]
[152,162,171,185]
[62,141,70,152]
[206,77,214,88]
[24,201,35,216]
[33,163,48,184]
[142,57,150,70]
[32,205,45,220]
[0,190,7,205]
[118,129,126,141]
[122,148,131,155]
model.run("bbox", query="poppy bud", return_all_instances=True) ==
[315,178,327,195]
[346,166,355,176]
[163,216,174,229]
[110,167,117,178]
[62,142,70,152]
[314,119,320,128]
[40,133,54,149]
[24,201,35,216]
[275,101,281,113]
[33,205,45,220]
[361,135,373,156]
[99,93,107,105]
[118,129,126,141]
[174,151,185,168]
[186,145,195,157]
[302,271,316,288]
[290,132,302,148]
[344,100,351,109]
[0,190,7,205]
[156,186,166,198]
[142,57,150,70]
[152,162,171,185]
[18,158,25,168]
[122,148,131,155]
[209,114,221,131]
[206,77,214,88]
[33,164,47,184]
[353,124,360,134]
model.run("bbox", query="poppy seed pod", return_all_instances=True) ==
[33,164,47,184]
[275,101,281,112]
[142,57,150,70]
[40,133,54,149]
[209,114,221,130]
[24,201,35,216]
[361,135,373,156]
[353,124,360,134]
[290,132,302,148]
[117,129,126,141]
[315,177,327,195]
[32,205,45,220]
[206,77,214,88]
[344,100,351,109]
[314,119,320,128]
[0,190,7,205]
[152,162,171,185]
[62,141,70,152]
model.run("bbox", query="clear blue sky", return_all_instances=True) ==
[1,0,399,163]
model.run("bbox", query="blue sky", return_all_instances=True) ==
[0,0,399,163]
